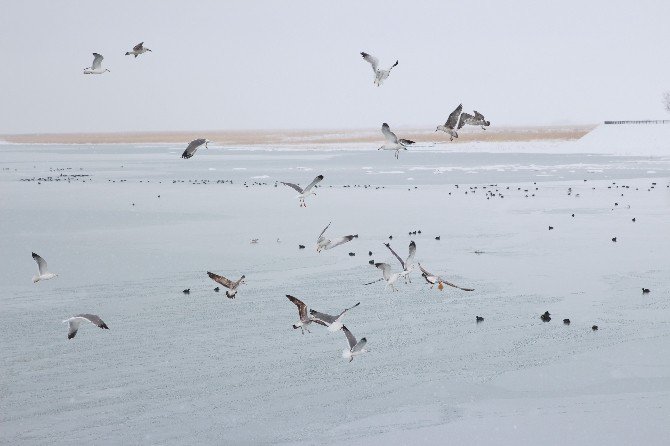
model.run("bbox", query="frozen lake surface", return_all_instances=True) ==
[1,142,669,445]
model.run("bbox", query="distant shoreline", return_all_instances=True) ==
[0,125,595,145]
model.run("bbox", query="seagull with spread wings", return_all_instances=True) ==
[63,314,109,340]
[379,123,415,159]
[316,222,357,252]
[418,263,474,291]
[125,42,152,58]
[341,325,368,362]
[458,110,490,130]
[360,52,398,86]
[281,174,323,207]
[309,302,360,332]
[436,104,463,141]
[83,53,110,74]
[181,138,209,159]
[384,241,416,283]
[207,272,246,298]
[31,252,58,283]
[286,295,326,334]
[364,262,401,291]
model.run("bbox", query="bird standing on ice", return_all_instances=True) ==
[31,252,58,283]
[181,138,209,159]
[316,222,357,252]
[281,175,323,207]
[125,42,152,58]
[341,325,367,362]
[83,53,110,74]
[309,302,360,332]
[207,272,246,298]
[286,295,326,334]
[379,123,415,159]
[436,104,463,141]
[63,314,109,339]
[360,52,398,86]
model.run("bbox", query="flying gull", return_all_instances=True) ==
[63,314,109,339]
[281,175,323,207]
[365,262,401,291]
[32,252,58,283]
[436,104,463,141]
[181,138,209,159]
[418,263,474,291]
[360,52,398,87]
[286,295,326,334]
[309,302,360,332]
[458,110,490,130]
[341,325,367,362]
[379,123,415,159]
[384,241,416,283]
[83,53,110,74]
[316,222,357,252]
[207,272,246,298]
[125,42,152,58]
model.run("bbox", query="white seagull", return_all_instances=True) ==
[32,252,58,283]
[63,314,109,340]
[281,175,323,207]
[309,302,361,332]
[458,110,490,130]
[125,42,152,58]
[418,263,474,291]
[287,295,326,334]
[365,262,401,291]
[384,241,416,283]
[436,104,463,141]
[207,272,246,298]
[379,123,415,159]
[181,138,209,159]
[83,53,110,74]
[341,325,368,362]
[316,222,357,252]
[360,52,398,86]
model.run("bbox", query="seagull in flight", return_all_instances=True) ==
[286,295,326,334]
[83,53,110,74]
[436,104,463,141]
[281,175,323,207]
[63,314,109,339]
[384,241,416,283]
[364,262,401,291]
[125,42,152,58]
[316,222,357,252]
[32,252,58,283]
[360,52,398,86]
[207,272,246,298]
[418,263,474,291]
[341,325,368,362]
[181,138,209,159]
[309,302,360,332]
[458,110,490,130]
[379,123,415,159]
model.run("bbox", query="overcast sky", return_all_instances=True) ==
[1,0,669,134]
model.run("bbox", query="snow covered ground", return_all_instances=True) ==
[1,138,669,445]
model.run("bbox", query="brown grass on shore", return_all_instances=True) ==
[1,125,595,145]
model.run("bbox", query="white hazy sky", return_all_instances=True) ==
[1,0,669,134]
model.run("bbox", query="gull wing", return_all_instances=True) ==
[181,138,206,159]
[337,301,360,319]
[398,138,415,146]
[32,252,47,275]
[341,325,357,350]
[375,262,392,281]
[318,222,332,240]
[474,110,485,120]
[360,52,379,72]
[91,53,104,70]
[437,278,475,292]
[352,337,367,353]
[458,112,474,129]
[405,241,416,265]
[418,262,433,277]
[308,309,337,325]
[286,295,308,320]
[303,174,324,193]
[133,42,144,51]
[384,242,405,269]
[281,182,303,194]
[207,271,234,289]
[76,314,109,329]
[381,123,399,144]
[445,104,463,129]
[388,60,398,71]
[324,235,355,250]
